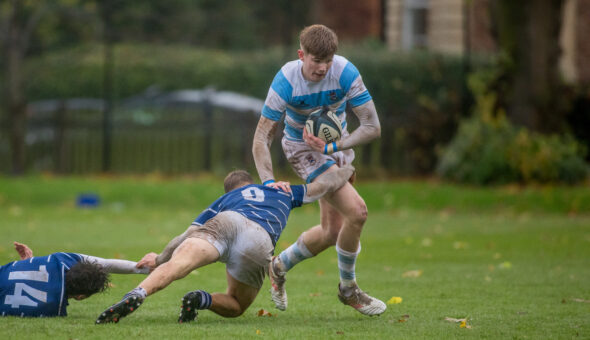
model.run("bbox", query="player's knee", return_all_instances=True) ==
[224,306,246,318]
[347,202,368,227]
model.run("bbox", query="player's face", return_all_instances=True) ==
[298,50,333,82]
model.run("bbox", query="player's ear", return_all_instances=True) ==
[298,49,305,61]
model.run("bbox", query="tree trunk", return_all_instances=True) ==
[494,0,565,132]
[5,1,27,175]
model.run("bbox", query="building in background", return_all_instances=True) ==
[315,0,589,85]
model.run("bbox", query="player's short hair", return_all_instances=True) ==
[65,260,110,297]
[224,170,254,193]
[300,24,338,59]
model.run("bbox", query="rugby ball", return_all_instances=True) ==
[305,108,342,143]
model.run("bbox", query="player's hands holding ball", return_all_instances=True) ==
[304,108,342,154]
[303,127,327,153]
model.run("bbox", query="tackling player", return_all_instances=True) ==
[252,24,385,315]
[95,166,354,324]
[0,242,148,317]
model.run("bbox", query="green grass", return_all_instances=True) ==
[0,175,589,339]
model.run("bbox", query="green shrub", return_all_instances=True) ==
[436,116,588,184]
[508,130,588,184]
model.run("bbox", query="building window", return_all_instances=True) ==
[402,0,429,50]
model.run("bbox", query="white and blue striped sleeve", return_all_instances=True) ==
[340,62,372,108]
[262,70,291,121]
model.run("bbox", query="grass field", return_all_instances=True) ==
[0,175,589,339]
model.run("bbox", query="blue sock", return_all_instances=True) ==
[196,290,212,309]
[127,287,147,299]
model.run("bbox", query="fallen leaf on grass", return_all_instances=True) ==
[572,298,590,303]
[256,309,274,317]
[315,270,325,276]
[398,314,410,322]
[387,296,402,304]
[256,329,262,335]
[445,317,472,329]
[444,317,465,323]
[499,261,512,269]
[402,270,423,278]
[309,292,322,297]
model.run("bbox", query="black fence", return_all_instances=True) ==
[0,89,281,175]
[0,88,439,177]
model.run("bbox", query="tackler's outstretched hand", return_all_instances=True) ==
[14,241,33,260]
[266,181,292,193]
[136,252,158,272]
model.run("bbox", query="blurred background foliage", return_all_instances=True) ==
[1,0,588,184]
[437,62,588,184]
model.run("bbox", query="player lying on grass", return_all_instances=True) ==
[0,242,149,317]
[95,166,354,324]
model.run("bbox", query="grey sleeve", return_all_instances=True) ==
[80,255,149,274]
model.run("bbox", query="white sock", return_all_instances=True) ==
[336,243,361,288]
[277,235,314,273]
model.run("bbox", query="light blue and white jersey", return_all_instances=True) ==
[0,253,82,317]
[262,55,372,141]
[192,184,306,246]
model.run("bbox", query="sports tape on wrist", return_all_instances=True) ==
[324,142,337,155]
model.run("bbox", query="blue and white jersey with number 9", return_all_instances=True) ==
[0,252,82,317]
[192,184,306,246]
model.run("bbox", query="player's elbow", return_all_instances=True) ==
[372,125,381,138]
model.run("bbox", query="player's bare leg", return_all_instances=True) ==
[139,238,219,295]
[96,238,219,324]
[272,165,385,315]
[323,181,386,315]
[180,269,259,323]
